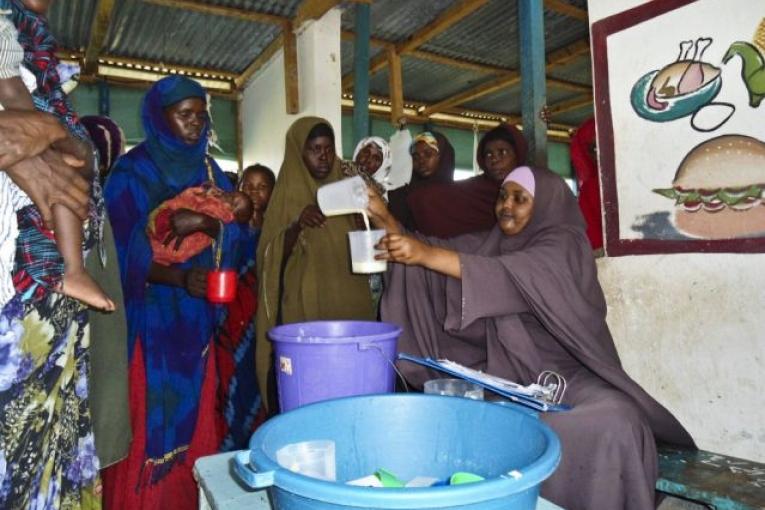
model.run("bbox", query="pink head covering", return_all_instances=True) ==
[502,166,535,196]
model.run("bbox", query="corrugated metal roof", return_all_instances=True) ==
[551,105,593,127]
[341,0,456,44]
[48,0,98,51]
[418,0,589,70]
[103,0,281,73]
[369,55,497,103]
[340,39,385,77]
[548,58,593,86]
[47,0,592,127]
[49,0,292,73]
[209,0,300,17]
[419,0,517,68]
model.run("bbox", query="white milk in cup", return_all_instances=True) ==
[348,229,387,274]
[317,176,388,273]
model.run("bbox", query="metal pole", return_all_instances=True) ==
[98,80,110,116]
[518,0,547,166]
[352,3,371,145]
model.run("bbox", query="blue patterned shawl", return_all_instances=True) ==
[104,76,246,478]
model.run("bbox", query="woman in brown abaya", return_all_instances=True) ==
[387,130,455,231]
[369,165,694,510]
[407,123,527,238]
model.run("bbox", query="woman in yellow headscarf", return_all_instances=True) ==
[256,117,375,409]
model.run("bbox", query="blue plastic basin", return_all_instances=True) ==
[234,394,560,510]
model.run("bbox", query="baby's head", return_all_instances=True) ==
[225,191,254,224]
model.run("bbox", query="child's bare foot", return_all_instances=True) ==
[58,269,116,311]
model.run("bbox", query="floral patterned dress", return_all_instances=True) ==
[0,295,100,510]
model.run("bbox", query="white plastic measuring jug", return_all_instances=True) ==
[317,176,368,217]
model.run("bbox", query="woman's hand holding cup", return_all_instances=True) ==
[366,187,399,234]
[375,233,428,266]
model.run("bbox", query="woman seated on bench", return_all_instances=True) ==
[369,166,695,510]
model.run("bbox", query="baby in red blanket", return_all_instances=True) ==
[148,184,253,265]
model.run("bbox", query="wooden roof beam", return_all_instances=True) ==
[142,0,289,25]
[421,73,521,116]
[547,77,590,93]
[84,0,116,74]
[235,34,284,88]
[422,38,591,116]
[293,0,342,31]
[397,0,489,54]
[342,51,387,91]
[546,38,590,70]
[340,30,395,50]
[61,49,239,81]
[388,48,404,124]
[548,95,593,116]
[341,0,489,92]
[283,24,299,113]
[543,0,588,22]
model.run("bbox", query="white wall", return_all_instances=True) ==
[240,8,343,173]
[590,0,765,461]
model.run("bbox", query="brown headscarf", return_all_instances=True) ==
[255,117,375,408]
[388,130,455,230]
[407,123,528,238]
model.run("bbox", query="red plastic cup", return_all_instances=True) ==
[207,269,237,303]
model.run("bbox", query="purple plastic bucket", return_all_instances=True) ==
[268,321,401,412]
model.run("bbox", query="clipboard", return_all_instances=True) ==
[398,353,571,412]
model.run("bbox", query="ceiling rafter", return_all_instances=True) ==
[397,0,489,55]
[420,37,590,116]
[293,0,342,31]
[84,0,116,74]
[422,73,520,116]
[340,93,575,139]
[543,0,588,22]
[141,0,288,26]
[235,34,285,88]
[341,0,489,90]
[548,95,593,116]
[61,50,239,80]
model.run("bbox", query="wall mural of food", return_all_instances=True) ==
[604,1,765,246]
[652,135,765,239]
[630,37,734,132]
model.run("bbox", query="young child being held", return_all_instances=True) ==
[148,184,254,265]
[0,2,114,311]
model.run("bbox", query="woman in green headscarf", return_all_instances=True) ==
[256,117,375,409]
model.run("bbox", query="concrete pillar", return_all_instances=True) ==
[352,3,371,145]
[240,8,343,172]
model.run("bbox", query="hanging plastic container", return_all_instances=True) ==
[207,269,236,303]
[206,220,236,304]
[233,393,561,510]
[268,321,400,412]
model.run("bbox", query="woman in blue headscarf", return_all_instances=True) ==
[102,76,251,510]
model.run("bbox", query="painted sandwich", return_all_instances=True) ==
[653,134,765,239]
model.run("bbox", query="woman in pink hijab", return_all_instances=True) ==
[369,166,694,510]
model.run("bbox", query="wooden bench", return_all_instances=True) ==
[657,446,765,510]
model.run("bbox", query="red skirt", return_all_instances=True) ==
[102,339,223,510]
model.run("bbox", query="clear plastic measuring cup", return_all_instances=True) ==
[348,229,387,274]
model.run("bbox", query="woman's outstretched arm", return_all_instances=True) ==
[377,233,461,279]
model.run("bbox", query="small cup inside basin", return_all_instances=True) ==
[276,440,336,481]
[424,378,485,400]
